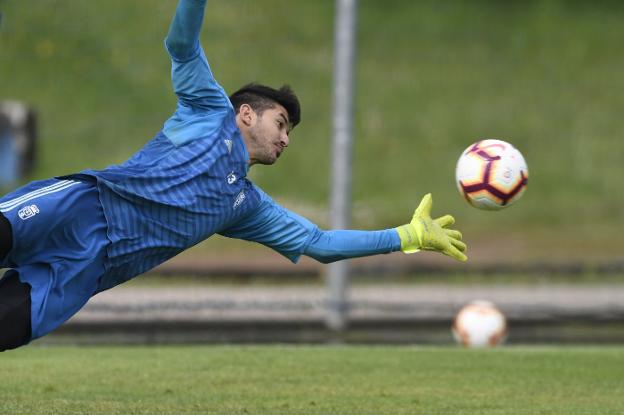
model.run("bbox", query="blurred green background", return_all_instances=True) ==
[1,0,623,262]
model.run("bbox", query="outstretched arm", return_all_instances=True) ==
[165,0,207,61]
[303,229,400,264]
[220,199,400,264]
[220,187,466,264]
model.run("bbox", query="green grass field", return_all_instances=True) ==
[2,345,624,414]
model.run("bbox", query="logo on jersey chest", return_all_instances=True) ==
[227,172,237,184]
[18,204,40,220]
[233,190,246,209]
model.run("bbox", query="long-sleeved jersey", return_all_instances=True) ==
[69,0,400,292]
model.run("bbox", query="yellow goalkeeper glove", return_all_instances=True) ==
[396,194,467,262]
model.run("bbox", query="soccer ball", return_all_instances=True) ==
[452,300,507,347]
[455,139,528,210]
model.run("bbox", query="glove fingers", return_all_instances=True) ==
[444,245,468,262]
[413,193,433,220]
[450,237,467,252]
[435,214,455,228]
[445,229,462,241]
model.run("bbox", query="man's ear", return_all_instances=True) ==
[238,103,256,127]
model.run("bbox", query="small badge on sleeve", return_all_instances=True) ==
[18,204,39,220]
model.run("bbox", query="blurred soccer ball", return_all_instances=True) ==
[455,139,528,210]
[452,300,507,347]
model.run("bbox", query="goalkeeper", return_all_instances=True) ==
[0,0,466,351]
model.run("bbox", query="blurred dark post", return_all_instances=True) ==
[0,101,37,188]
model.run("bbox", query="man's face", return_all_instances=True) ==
[246,104,291,165]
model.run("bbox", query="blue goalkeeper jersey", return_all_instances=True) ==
[66,0,400,292]
[72,41,267,290]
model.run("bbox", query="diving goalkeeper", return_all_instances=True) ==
[0,0,466,351]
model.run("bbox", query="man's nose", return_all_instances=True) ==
[281,133,289,147]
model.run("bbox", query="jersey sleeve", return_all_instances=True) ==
[219,186,318,263]
[303,228,401,264]
[220,186,402,264]
[163,0,232,146]
[164,0,230,110]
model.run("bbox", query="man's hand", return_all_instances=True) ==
[396,194,467,262]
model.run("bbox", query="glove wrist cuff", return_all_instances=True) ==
[396,224,421,254]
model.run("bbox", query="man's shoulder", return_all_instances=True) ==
[163,104,235,147]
